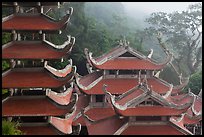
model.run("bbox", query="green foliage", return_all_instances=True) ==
[2,32,11,45]
[48,59,70,70]
[2,120,23,135]
[64,2,144,65]
[145,3,202,75]
[2,60,10,71]
[2,89,8,95]
[184,71,202,95]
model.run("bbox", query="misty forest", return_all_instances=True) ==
[2,2,202,95]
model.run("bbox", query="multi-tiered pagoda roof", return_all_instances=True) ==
[2,2,80,135]
[74,40,202,135]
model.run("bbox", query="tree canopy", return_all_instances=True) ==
[145,3,202,76]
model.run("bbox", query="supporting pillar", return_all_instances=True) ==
[116,70,119,78]
[12,30,17,41]
[20,89,23,95]
[40,6,44,13]
[193,126,195,135]
[17,60,21,66]
[14,88,18,96]
[32,60,35,67]
[10,88,14,96]
[138,70,141,83]
[42,33,46,41]
[10,59,16,68]
[13,3,19,13]
[17,33,21,41]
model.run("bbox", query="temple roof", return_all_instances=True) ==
[72,93,90,126]
[121,124,184,135]
[76,71,184,95]
[84,44,172,70]
[2,7,72,32]
[82,114,127,135]
[2,67,75,88]
[103,82,193,116]
[2,96,74,117]
[83,107,116,122]
[18,123,59,135]
[81,109,192,135]
[19,122,81,135]
[2,36,75,59]
[183,95,202,124]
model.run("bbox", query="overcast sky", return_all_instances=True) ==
[122,2,201,14]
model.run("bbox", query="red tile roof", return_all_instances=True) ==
[92,58,170,70]
[84,107,116,121]
[115,89,144,105]
[2,13,70,31]
[84,115,127,135]
[73,95,90,126]
[78,72,177,95]
[2,96,71,116]
[19,124,59,135]
[85,45,172,70]
[121,124,184,135]
[115,106,188,116]
[2,41,73,59]
[2,68,73,88]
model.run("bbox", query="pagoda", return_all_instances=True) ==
[75,39,202,135]
[2,2,81,135]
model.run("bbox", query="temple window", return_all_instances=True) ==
[119,70,134,75]
[135,116,162,121]
[109,70,115,75]
[141,70,146,75]
[95,95,104,103]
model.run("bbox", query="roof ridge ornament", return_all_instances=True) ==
[147,49,154,58]
[198,89,202,98]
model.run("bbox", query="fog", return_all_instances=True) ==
[121,2,201,29]
[122,2,201,14]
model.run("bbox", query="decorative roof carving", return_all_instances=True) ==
[49,105,77,134]
[84,44,173,70]
[46,82,74,105]
[44,59,73,78]
[75,72,103,91]
[103,81,194,115]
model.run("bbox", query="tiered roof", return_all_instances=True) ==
[18,123,60,135]
[2,94,77,117]
[76,71,188,95]
[2,2,80,135]
[74,41,202,135]
[84,43,172,70]
[2,7,73,33]
[2,63,75,88]
[2,36,75,59]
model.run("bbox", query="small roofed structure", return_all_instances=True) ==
[75,39,202,135]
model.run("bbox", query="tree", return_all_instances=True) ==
[145,3,202,76]
[184,71,202,95]
[2,120,23,135]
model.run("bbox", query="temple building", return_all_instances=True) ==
[75,39,202,135]
[2,2,81,135]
